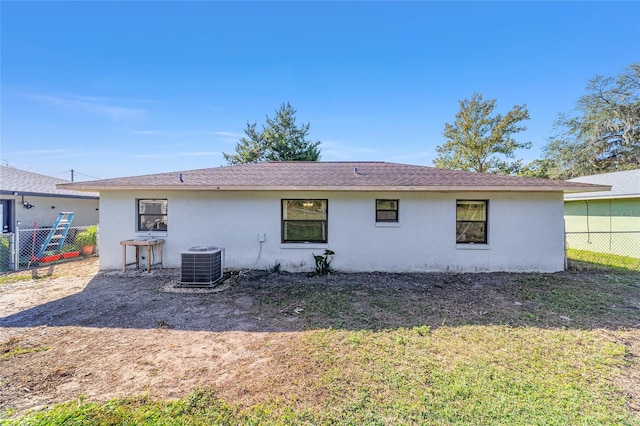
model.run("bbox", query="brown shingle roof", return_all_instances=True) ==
[58,161,610,193]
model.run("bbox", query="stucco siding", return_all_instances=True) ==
[98,190,565,273]
[5,195,99,228]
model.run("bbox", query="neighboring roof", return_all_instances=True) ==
[564,169,640,201]
[0,166,98,199]
[58,161,609,193]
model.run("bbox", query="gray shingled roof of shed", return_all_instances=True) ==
[565,169,640,200]
[0,166,98,199]
[58,161,610,193]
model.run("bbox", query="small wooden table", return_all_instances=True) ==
[120,238,164,272]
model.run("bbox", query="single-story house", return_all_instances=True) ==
[0,166,99,233]
[564,169,639,258]
[59,161,608,273]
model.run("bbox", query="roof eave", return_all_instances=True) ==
[565,193,640,201]
[0,189,99,199]
[58,184,612,193]
[561,184,612,194]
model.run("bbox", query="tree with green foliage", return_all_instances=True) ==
[223,103,321,165]
[518,158,554,179]
[541,63,640,179]
[433,93,531,174]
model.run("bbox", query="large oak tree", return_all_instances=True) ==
[541,63,640,179]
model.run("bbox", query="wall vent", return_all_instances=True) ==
[178,246,224,287]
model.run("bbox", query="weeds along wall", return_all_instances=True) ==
[98,190,565,273]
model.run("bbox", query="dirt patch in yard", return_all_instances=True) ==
[1,258,639,415]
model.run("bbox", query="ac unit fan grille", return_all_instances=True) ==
[178,247,224,287]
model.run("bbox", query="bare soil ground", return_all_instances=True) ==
[1,258,639,415]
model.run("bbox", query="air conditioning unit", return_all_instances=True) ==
[178,246,224,287]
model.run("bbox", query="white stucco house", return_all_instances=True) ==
[59,161,608,273]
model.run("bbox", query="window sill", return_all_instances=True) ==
[280,243,329,249]
[136,232,167,238]
[456,244,490,250]
[375,222,400,228]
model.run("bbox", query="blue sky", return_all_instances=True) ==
[2,1,639,181]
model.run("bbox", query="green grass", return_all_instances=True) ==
[2,389,239,426]
[1,336,50,360]
[567,247,640,271]
[0,272,62,286]
[285,326,631,425]
[5,326,634,425]
[1,346,49,360]
[256,282,436,330]
[4,268,639,425]
[0,274,33,285]
[507,273,635,328]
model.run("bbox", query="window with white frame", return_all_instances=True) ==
[137,199,168,232]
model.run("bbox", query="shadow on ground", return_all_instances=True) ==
[2,266,639,332]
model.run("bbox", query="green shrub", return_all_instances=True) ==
[0,237,9,272]
[76,225,98,247]
[312,249,335,275]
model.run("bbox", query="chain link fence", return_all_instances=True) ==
[0,225,97,272]
[565,231,640,270]
[0,233,12,272]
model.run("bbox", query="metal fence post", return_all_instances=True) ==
[13,223,20,271]
[9,233,15,271]
[563,220,567,271]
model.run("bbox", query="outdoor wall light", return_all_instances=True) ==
[20,195,34,209]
